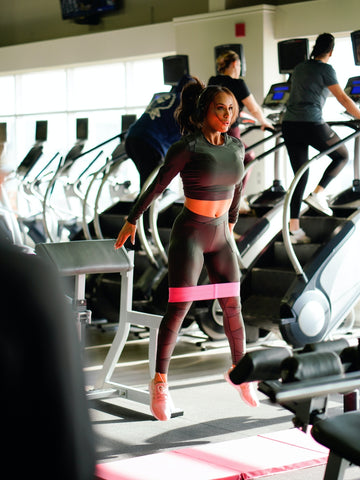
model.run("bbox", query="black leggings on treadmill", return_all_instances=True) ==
[282,121,348,218]
[156,207,246,374]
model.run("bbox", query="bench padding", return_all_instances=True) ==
[35,240,133,276]
[311,411,360,466]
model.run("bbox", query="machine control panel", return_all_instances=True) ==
[263,82,291,111]
[345,76,360,104]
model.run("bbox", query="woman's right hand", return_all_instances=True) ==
[114,220,137,249]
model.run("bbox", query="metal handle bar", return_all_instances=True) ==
[32,152,60,181]
[244,129,282,152]
[76,150,104,181]
[243,139,286,176]
[81,160,108,240]
[282,128,360,280]
[240,124,276,138]
[66,133,122,164]
[92,151,130,240]
[137,167,162,269]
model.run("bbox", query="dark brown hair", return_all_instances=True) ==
[175,79,239,134]
[310,33,335,59]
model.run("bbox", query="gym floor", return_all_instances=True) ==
[84,313,360,480]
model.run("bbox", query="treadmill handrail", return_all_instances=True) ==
[244,128,282,152]
[244,138,285,176]
[282,127,360,280]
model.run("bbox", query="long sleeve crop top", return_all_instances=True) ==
[127,132,245,225]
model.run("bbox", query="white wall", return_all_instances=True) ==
[275,0,360,39]
[0,22,176,74]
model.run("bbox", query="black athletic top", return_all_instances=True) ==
[127,132,245,225]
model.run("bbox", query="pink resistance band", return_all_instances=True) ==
[168,282,240,303]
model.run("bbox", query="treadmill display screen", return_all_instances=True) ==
[272,92,285,101]
[272,85,289,101]
[351,86,360,95]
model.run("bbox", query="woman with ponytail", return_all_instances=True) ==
[115,78,259,420]
[282,33,360,244]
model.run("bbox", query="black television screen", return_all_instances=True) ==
[214,44,246,77]
[278,38,309,74]
[121,114,137,132]
[162,55,189,86]
[76,118,88,140]
[351,30,360,66]
[35,120,48,142]
[60,0,119,20]
[0,123,6,143]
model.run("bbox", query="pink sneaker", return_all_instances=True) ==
[149,379,172,421]
[224,369,259,407]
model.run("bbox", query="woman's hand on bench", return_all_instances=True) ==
[114,220,137,249]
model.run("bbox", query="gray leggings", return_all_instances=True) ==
[156,207,246,373]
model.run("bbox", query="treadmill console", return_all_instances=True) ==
[344,76,360,104]
[263,82,291,111]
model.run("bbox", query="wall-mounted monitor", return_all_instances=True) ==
[278,38,309,74]
[76,118,88,140]
[0,123,7,143]
[162,55,190,86]
[60,0,120,24]
[351,30,360,66]
[35,120,48,142]
[214,44,246,77]
[121,114,137,132]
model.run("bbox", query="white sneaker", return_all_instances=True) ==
[304,192,333,216]
[290,228,311,244]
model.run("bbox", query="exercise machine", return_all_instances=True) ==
[230,338,360,479]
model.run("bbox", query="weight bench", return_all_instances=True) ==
[231,340,360,480]
[311,410,360,480]
[35,239,183,417]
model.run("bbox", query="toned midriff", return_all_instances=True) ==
[184,197,232,218]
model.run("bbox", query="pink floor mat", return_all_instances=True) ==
[95,428,328,480]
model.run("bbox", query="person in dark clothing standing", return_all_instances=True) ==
[0,155,95,479]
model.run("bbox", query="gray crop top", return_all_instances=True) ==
[127,132,245,225]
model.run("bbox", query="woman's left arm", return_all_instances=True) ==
[242,94,274,130]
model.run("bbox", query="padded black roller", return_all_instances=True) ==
[340,342,360,372]
[281,351,344,383]
[301,338,349,355]
[229,347,292,384]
